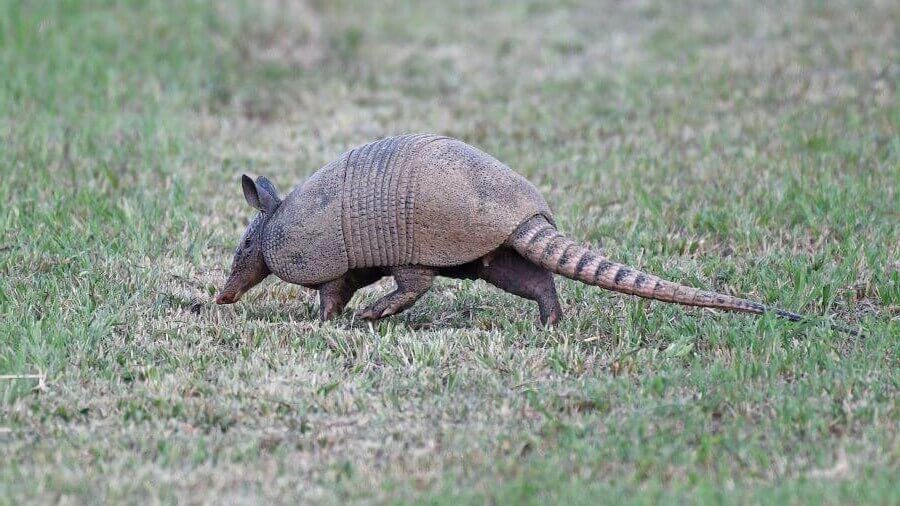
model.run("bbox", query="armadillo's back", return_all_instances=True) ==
[266,134,553,285]
[342,134,553,268]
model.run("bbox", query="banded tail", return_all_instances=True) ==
[508,216,861,336]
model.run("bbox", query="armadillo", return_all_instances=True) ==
[215,133,860,335]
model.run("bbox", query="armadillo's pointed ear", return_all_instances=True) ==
[242,174,262,210]
[255,176,281,203]
[241,174,280,215]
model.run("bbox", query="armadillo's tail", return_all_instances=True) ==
[508,215,862,337]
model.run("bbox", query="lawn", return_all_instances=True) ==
[1,0,898,503]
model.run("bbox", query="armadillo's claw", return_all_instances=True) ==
[320,300,345,321]
[539,308,561,327]
[354,307,382,321]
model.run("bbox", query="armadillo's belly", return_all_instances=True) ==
[343,134,553,268]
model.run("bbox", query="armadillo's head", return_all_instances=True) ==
[216,175,282,305]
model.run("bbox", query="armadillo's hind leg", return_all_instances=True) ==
[478,248,562,325]
[318,269,385,320]
[356,266,435,320]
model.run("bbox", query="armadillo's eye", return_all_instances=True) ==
[244,237,253,248]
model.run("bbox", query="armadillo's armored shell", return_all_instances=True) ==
[264,134,553,285]
[408,137,554,266]
[262,154,349,285]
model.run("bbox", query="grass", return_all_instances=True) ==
[1,0,898,503]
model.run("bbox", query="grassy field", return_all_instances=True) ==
[1,0,898,503]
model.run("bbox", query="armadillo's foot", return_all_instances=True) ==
[320,298,345,321]
[476,248,563,326]
[540,305,562,327]
[318,276,353,321]
[355,306,388,320]
[354,266,435,321]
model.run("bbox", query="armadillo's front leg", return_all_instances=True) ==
[355,266,435,320]
[318,276,354,321]
[318,269,386,320]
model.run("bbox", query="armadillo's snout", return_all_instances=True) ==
[215,292,235,304]
[216,264,269,305]
[215,288,245,304]
[215,285,243,305]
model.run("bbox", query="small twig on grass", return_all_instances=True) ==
[0,373,47,393]
[0,374,44,380]
[513,378,548,389]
